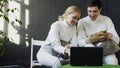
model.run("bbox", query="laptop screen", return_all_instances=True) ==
[70,47,103,66]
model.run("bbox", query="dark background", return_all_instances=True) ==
[0,0,120,68]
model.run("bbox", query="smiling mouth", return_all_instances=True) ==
[90,17,96,20]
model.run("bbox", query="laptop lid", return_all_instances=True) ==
[70,47,103,66]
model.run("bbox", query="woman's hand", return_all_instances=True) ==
[65,48,70,56]
[64,45,70,56]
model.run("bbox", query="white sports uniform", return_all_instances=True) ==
[77,15,120,65]
[37,20,77,68]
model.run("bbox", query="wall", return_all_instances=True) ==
[107,0,120,37]
[28,0,107,41]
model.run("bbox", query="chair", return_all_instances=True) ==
[30,38,45,68]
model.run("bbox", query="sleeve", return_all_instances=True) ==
[70,28,78,47]
[49,22,65,54]
[105,17,120,44]
[77,20,91,47]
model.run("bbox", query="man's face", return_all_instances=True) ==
[87,6,101,21]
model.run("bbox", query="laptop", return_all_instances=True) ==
[70,47,103,66]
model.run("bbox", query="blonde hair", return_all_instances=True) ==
[58,6,81,21]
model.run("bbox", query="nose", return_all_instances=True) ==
[74,19,79,24]
[90,12,94,17]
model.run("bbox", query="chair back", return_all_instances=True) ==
[30,38,45,68]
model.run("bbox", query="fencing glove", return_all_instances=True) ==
[89,34,101,43]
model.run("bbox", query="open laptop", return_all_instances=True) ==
[70,47,103,66]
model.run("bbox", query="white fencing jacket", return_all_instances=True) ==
[77,15,120,47]
[40,20,77,55]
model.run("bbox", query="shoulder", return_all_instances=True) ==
[51,21,61,25]
[79,16,88,21]
[98,15,114,25]
[78,16,88,25]
[78,16,90,23]
[51,21,63,27]
[99,15,112,21]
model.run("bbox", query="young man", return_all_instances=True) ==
[77,0,119,65]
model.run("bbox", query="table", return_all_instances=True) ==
[60,64,120,68]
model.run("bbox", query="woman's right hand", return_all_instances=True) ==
[64,48,70,57]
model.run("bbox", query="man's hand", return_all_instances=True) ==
[89,30,113,43]
[97,30,108,41]
[89,33,101,43]
[106,32,113,40]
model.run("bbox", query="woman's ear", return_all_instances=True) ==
[64,13,69,19]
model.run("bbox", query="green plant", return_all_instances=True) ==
[0,0,22,56]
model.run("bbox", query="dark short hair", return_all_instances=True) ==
[87,0,102,10]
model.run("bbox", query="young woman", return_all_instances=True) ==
[37,6,81,68]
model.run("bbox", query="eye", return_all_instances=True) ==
[72,16,80,20]
[88,10,92,13]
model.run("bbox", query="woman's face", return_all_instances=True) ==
[66,12,80,26]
